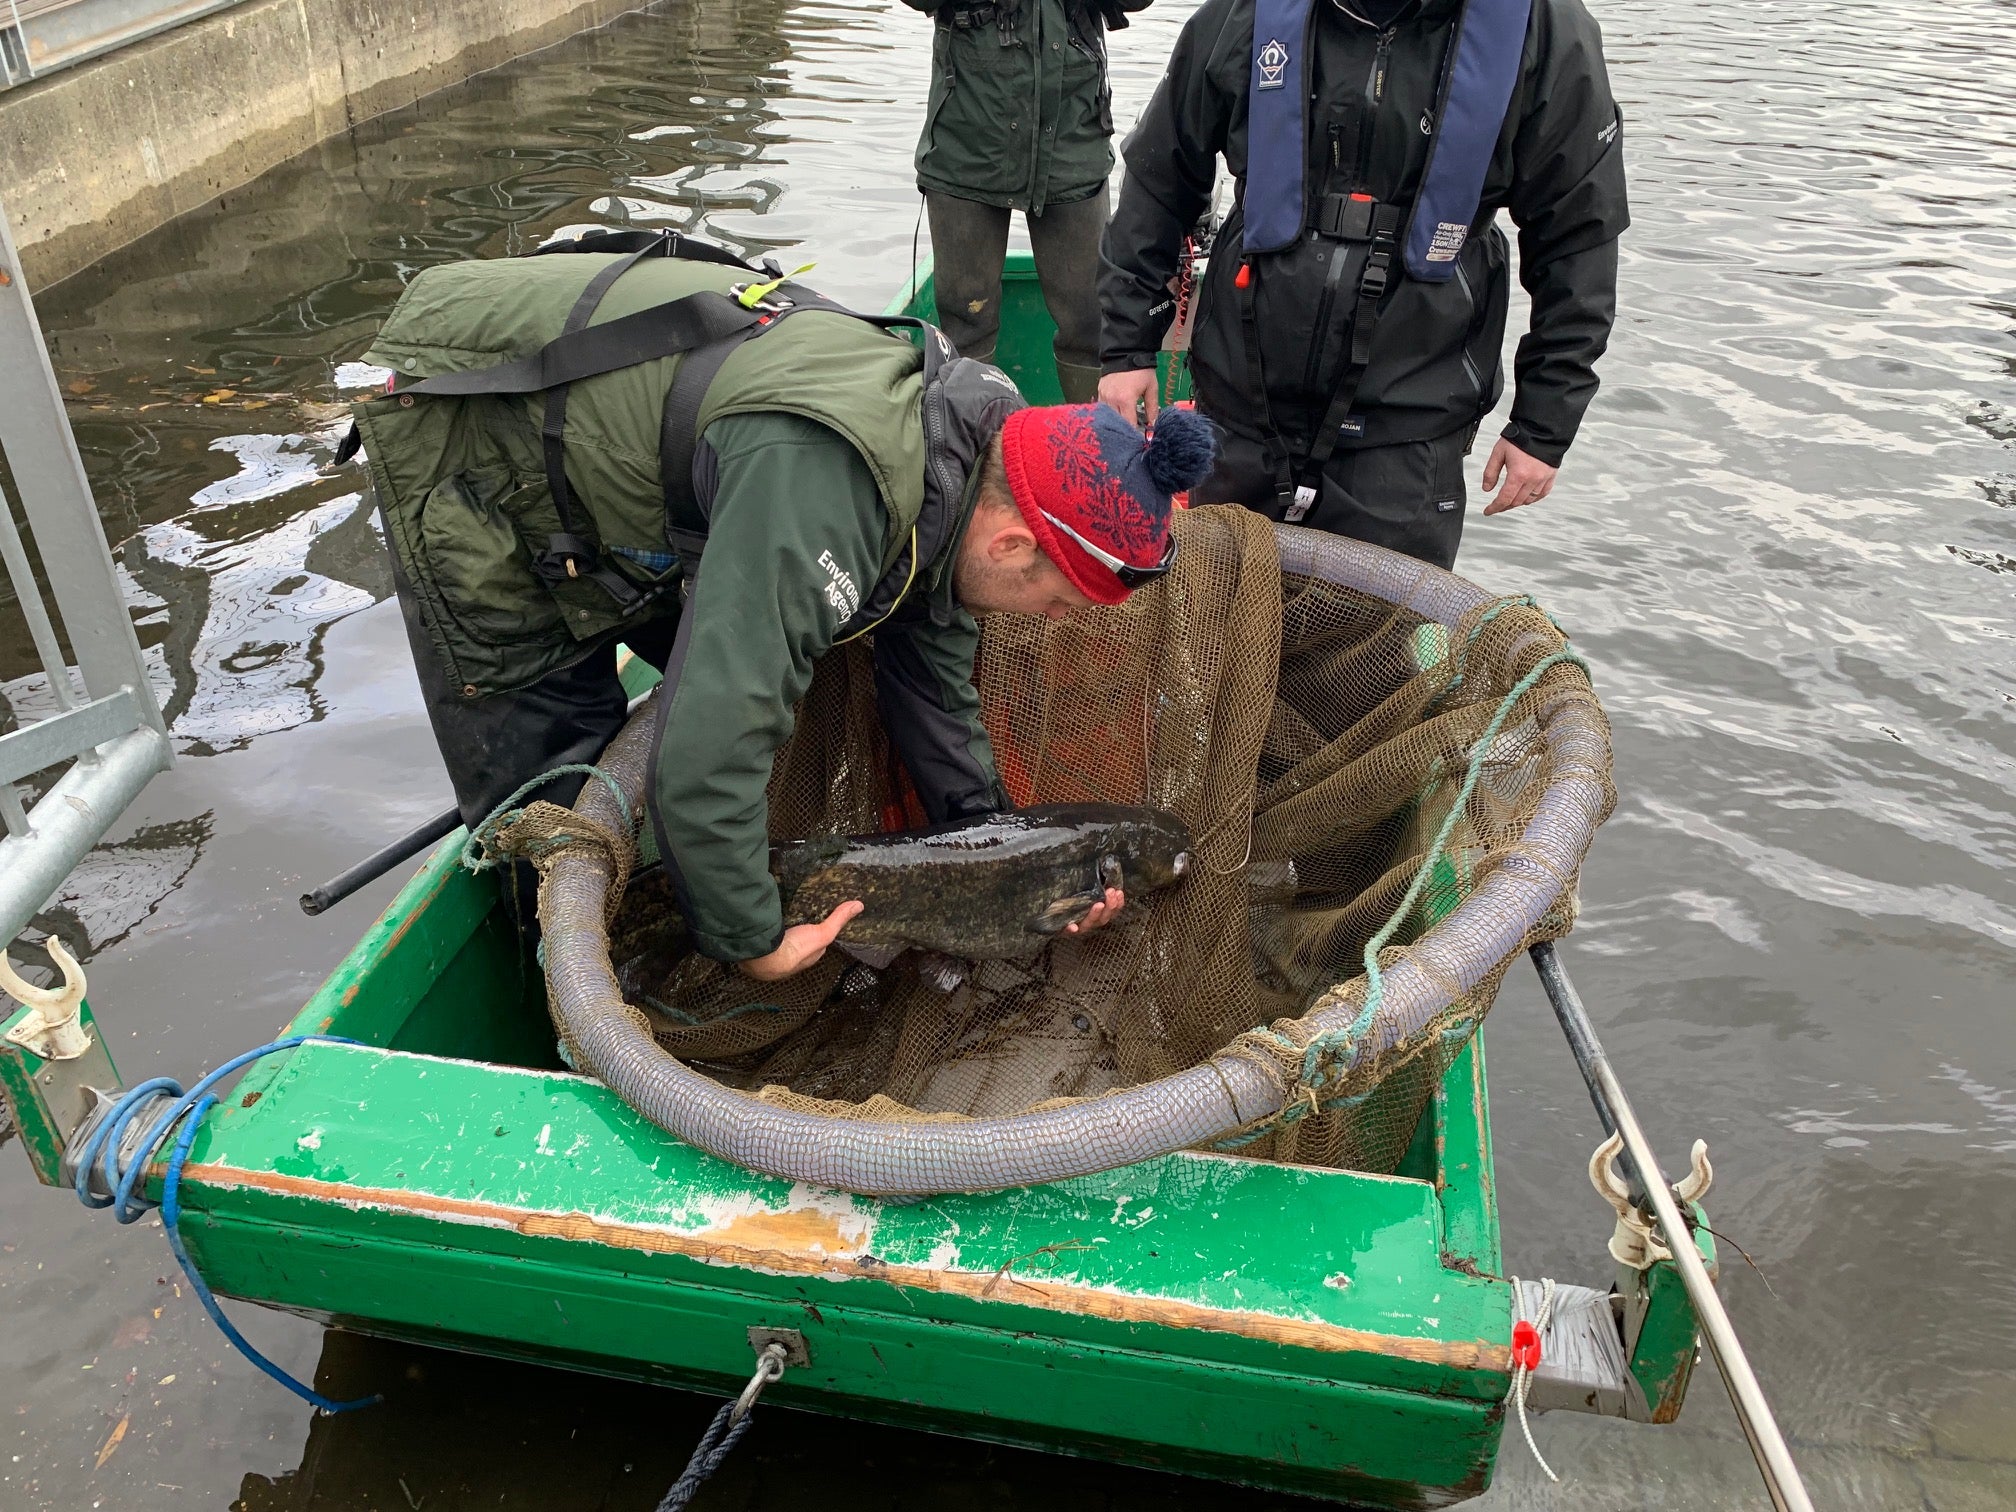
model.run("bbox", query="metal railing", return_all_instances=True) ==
[0,191,172,949]
[1,0,249,91]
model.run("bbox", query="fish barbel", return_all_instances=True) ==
[770,803,1193,961]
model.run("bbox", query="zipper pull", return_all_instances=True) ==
[1329,121,1343,170]
[1373,29,1394,100]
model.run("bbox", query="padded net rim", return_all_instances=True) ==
[538,524,1607,1196]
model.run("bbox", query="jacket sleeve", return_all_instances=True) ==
[872,606,1007,822]
[1500,0,1630,467]
[648,412,890,963]
[1098,0,1240,374]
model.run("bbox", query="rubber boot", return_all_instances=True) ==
[1056,361,1102,405]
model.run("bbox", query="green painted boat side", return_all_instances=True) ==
[1631,1204,1718,1421]
[1,1000,112,1184]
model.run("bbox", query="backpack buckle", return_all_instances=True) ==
[535,533,602,588]
[727,281,796,315]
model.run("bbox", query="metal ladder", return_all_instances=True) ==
[0,189,172,951]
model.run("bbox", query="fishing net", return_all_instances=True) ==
[525,507,1612,1183]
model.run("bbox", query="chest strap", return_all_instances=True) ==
[1239,197,1401,518]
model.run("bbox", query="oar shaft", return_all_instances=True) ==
[1528,941,1815,1512]
[299,805,461,916]
[297,687,657,918]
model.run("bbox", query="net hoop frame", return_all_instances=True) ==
[538,524,1608,1196]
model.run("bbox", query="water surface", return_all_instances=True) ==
[2,0,2013,1506]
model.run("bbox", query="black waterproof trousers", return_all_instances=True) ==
[1191,422,1477,570]
[926,187,1108,401]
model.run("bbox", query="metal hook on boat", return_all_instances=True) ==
[1589,1132,1712,1270]
[1,936,92,1061]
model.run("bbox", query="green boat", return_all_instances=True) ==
[3,252,1717,1509]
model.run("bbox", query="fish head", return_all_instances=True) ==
[1107,808,1196,896]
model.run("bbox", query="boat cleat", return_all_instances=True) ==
[1,941,126,1188]
[2,936,92,1061]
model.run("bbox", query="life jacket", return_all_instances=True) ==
[1233,0,1530,516]
[1241,0,1533,276]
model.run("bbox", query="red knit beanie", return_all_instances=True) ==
[997,403,1218,605]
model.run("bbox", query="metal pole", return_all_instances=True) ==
[1529,940,1816,1512]
[0,194,164,731]
[0,479,79,713]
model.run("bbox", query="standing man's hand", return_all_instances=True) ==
[1097,369,1159,428]
[738,900,864,982]
[1480,438,1559,515]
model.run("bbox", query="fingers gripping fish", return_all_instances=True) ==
[768,804,1193,975]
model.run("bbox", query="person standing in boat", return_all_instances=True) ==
[347,235,1215,982]
[907,0,1151,402]
[1097,0,1628,567]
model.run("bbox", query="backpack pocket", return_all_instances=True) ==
[416,466,567,646]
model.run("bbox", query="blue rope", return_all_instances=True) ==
[70,1034,381,1415]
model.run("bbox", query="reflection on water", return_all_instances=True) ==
[232,1330,1292,1512]
[2,0,2014,1507]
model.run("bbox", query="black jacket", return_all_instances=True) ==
[1100,0,1628,465]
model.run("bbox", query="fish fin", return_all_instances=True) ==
[838,941,903,971]
[1029,890,1103,936]
[915,951,967,995]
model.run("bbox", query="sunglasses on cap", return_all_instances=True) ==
[1039,509,1177,588]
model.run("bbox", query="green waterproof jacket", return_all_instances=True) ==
[355,251,1019,961]
[908,0,1149,212]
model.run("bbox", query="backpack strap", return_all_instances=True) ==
[656,303,938,564]
[393,232,771,609]
[527,226,759,273]
[537,242,681,596]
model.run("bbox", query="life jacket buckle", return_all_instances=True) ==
[1316,192,1380,243]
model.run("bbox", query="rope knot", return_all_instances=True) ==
[459,763,637,923]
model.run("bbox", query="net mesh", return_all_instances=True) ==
[598,506,1613,1174]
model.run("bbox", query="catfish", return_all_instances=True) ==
[769,803,1193,964]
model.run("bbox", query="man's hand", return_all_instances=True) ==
[1065,887,1126,934]
[738,900,864,982]
[1097,369,1159,428]
[1480,437,1559,515]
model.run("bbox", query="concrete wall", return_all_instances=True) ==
[0,0,650,288]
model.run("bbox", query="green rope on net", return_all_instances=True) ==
[1212,635,1592,1148]
[642,993,786,1027]
[459,763,633,874]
